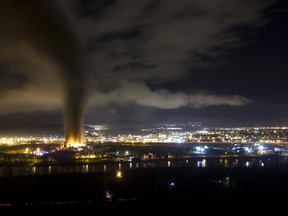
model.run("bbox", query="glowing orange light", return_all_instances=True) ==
[65,136,85,148]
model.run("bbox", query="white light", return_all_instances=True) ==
[196,146,204,152]
[245,147,251,153]
[105,191,113,201]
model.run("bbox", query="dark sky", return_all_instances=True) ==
[0,0,288,134]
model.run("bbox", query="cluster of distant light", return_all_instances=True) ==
[85,126,288,144]
[0,135,64,145]
[24,147,49,156]
[1,126,288,145]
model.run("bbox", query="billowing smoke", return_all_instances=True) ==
[0,1,88,146]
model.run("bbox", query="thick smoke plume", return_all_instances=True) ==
[0,1,88,146]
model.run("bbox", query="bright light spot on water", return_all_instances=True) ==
[197,159,206,168]
[224,159,228,168]
[105,191,112,201]
[32,166,36,174]
[169,182,176,190]
[116,171,122,178]
[245,161,250,167]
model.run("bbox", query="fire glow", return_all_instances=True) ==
[65,136,85,148]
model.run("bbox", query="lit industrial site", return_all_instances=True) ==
[1,125,288,176]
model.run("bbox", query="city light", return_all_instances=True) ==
[1,126,288,146]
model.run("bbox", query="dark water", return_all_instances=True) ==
[1,157,288,213]
[1,155,287,177]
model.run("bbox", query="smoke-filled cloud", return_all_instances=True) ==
[91,81,252,109]
[0,0,279,126]
[0,0,88,143]
[0,40,63,113]
[76,0,275,110]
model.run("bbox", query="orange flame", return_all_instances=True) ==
[64,135,84,148]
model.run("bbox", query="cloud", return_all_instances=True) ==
[90,81,252,109]
[75,0,276,89]
[0,0,88,129]
[0,0,276,117]
[0,43,63,113]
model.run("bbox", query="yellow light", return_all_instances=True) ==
[65,136,85,148]
[116,171,122,178]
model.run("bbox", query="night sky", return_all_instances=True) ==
[0,0,288,134]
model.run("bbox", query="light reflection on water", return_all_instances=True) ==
[197,159,206,168]
[0,156,288,177]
